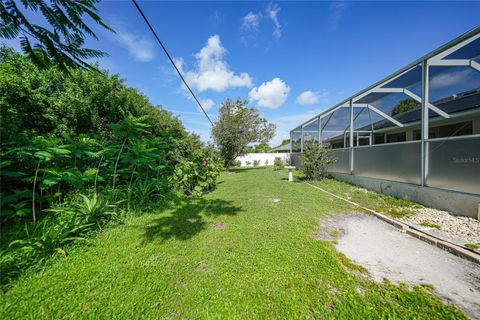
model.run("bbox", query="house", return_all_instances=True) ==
[288,28,480,218]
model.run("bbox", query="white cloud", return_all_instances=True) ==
[200,99,215,111]
[266,3,282,39]
[241,12,262,31]
[296,90,328,105]
[240,3,283,41]
[429,69,477,89]
[210,10,223,26]
[249,78,290,109]
[175,35,253,92]
[115,29,155,62]
[329,0,348,30]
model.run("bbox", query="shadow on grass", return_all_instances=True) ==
[142,197,242,243]
[226,166,267,173]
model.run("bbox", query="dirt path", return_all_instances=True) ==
[321,212,480,319]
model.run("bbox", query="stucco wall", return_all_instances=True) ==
[235,153,290,167]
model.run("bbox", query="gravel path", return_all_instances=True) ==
[321,212,480,319]
[399,208,480,247]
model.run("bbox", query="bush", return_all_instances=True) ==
[265,159,269,165]
[170,146,222,197]
[253,160,260,166]
[300,144,335,180]
[273,157,284,171]
[245,161,251,166]
[232,160,241,167]
[0,47,224,288]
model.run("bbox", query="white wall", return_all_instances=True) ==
[235,153,290,167]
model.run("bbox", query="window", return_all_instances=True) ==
[414,121,472,140]
[374,133,385,144]
[386,132,406,143]
[330,141,344,149]
[358,137,370,146]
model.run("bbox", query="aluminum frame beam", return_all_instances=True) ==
[292,28,479,130]
[428,32,480,63]
[429,58,480,72]
[367,104,404,128]
[421,60,429,186]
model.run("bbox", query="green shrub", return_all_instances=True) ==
[170,147,222,197]
[0,47,224,288]
[300,144,335,180]
[273,157,284,171]
[232,160,241,167]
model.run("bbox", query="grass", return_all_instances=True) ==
[420,220,442,230]
[306,174,421,218]
[0,167,466,319]
[330,229,340,238]
[465,243,480,250]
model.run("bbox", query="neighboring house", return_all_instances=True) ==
[271,143,291,153]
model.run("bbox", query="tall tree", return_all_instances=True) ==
[0,0,113,72]
[212,98,276,167]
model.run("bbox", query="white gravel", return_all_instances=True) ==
[399,208,480,246]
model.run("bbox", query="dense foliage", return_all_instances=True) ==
[0,0,112,71]
[300,143,334,180]
[244,142,271,153]
[212,98,275,167]
[391,98,420,116]
[0,47,221,287]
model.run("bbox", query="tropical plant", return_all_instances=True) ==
[0,47,223,288]
[0,0,113,72]
[300,144,335,180]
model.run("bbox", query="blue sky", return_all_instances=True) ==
[2,1,480,145]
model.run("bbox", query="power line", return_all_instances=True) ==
[131,0,214,126]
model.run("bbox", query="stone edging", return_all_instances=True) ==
[304,182,480,264]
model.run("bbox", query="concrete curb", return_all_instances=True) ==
[304,182,480,264]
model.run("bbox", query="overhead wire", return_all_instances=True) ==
[131,0,214,126]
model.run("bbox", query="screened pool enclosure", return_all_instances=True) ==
[290,27,480,197]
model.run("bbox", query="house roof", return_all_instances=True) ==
[369,89,480,131]
[271,143,290,152]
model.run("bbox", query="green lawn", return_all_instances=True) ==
[0,167,466,319]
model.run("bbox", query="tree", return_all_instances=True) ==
[212,98,276,167]
[0,0,113,72]
[253,142,271,153]
[391,98,420,116]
